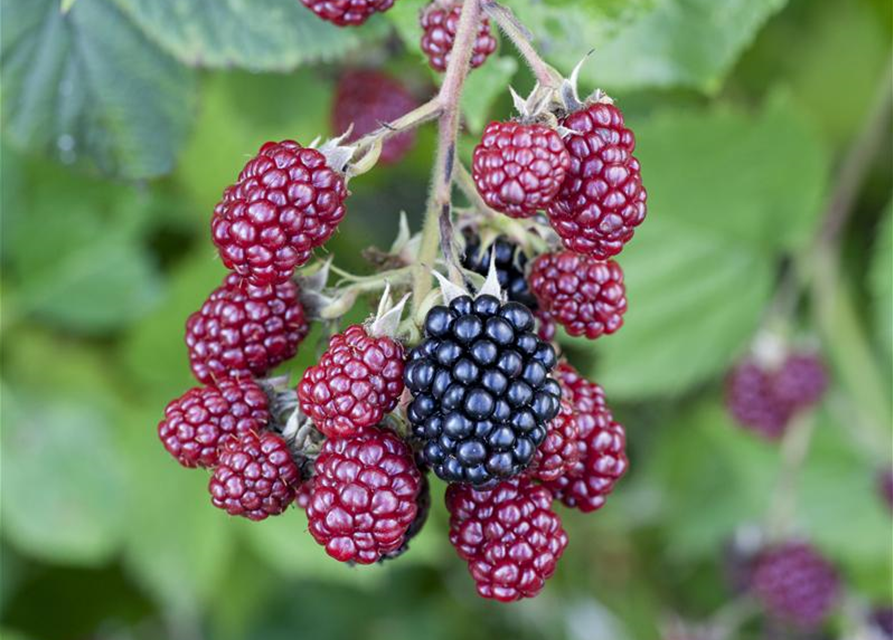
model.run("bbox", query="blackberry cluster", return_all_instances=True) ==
[471,121,570,219]
[529,250,627,340]
[526,399,580,483]
[750,541,840,629]
[300,0,395,26]
[211,140,348,287]
[404,294,562,486]
[209,430,301,521]
[158,378,270,469]
[419,0,497,73]
[297,324,405,439]
[446,478,568,602]
[185,273,309,385]
[544,362,627,511]
[462,234,537,309]
[306,426,422,564]
[547,101,647,260]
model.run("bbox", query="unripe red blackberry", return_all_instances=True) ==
[879,469,893,512]
[774,353,828,409]
[404,295,562,486]
[380,474,431,562]
[547,101,646,259]
[209,430,301,521]
[297,324,405,439]
[185,273,309,385]
[446,477,568,602]
[332,69,419,165]
[529,250,627,340]
[472,121,570,218]
[211,140,347,287]
[725,360,794,439]
[462,234,537,310]
[300,0,395,26]
[527,399,580,483]
[158,378,270,469]
[535,309,556,342]
[750,542,840,629]
[725,351,827,440]
[543,363,627,511]
[871,606,893,639]
[307,426,423,564]
[419,1,496,73]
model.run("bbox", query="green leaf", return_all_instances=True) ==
[119,253,229,404]
[111,0,388,71]
[119,405,235,616]
[869,202,892,366]
[1,0,196,179]
[511,0,787,92]
[175,70,334,213]
[2,157,164,332]
[460,56,518,133]
[0,386,127,565]
[639,402,779,561]
[577,98,828,399]
[797,416,893,598]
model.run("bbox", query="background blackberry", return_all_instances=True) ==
[404,295,562,486]
[462,235,538,310]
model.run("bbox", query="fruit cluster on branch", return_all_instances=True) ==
[156,0,649,603]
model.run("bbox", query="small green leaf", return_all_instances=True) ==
[1,386,128,565]
[2,157,164,332]
[1,0,196,178]
[111,0,388,71]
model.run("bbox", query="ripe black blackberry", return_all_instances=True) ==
[404,294,562,486]
[462,235,537,310]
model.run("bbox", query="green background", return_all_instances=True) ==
[1,0,890,638]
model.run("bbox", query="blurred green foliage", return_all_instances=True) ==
[1,0,890,638]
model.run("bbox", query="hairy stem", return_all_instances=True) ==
[351,98,442,154]
[412,0,485,313]
[483,0,560,87]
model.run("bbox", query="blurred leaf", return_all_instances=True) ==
[0,629,35,640]
[869,202,892,365]
[1,0,196,179]
[120,405,235,616]
[460,56,518,133]
[119,253,229,404]
[112,0,387,71]
[733,0,890,148]
[176,70,334,213]
[2,158,164,332]
[0,386,127,565]
[642,402,779,561]
[797,416,892,598]
[585,97,828,398]
[511,0,787,92]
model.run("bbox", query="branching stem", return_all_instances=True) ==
[412,0,485,313]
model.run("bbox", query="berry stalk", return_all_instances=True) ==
[412,0,487,311]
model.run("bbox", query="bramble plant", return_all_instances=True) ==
[157,0,644,602]
[3,0,887,637]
